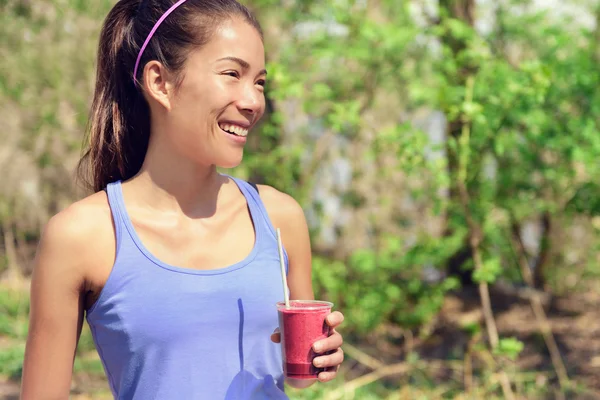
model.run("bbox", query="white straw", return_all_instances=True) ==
[276,228,290,308]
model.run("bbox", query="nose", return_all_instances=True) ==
[237,82,263,116]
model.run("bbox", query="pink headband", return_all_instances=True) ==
[133,0,188,86]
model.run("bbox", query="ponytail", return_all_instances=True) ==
[78,0,149,192]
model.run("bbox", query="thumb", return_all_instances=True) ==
[270,328,281,343]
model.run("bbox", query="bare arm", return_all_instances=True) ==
[260,186,344,388]
[259,186,315,301]
[20,206,95,399]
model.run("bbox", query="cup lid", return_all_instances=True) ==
[276,300,333,310]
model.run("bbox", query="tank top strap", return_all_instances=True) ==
[106,177,288,271]
[104,181,127,253]
[229,176,276,239]
[228,176,289,272]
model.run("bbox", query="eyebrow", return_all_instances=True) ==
[217,56,267,76]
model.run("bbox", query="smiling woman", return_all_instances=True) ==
[19,1,344,399]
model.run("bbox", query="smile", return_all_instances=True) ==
[218,122,249,137]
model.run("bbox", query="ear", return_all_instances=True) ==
[142,60,175,111]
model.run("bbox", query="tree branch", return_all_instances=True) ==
[324,359,462,400]
[509,217,570,389]
[342,342,384,370]
[2,219,23,283]
[533,211,551,289]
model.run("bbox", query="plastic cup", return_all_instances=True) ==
[276,300,333,379]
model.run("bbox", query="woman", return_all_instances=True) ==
[20,0,344,398]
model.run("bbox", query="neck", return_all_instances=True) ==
[127,138,227,217]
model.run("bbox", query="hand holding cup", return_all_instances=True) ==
[271,308,344,382]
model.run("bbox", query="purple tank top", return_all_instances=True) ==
[86,176,290,399]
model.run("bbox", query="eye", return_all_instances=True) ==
[224,71,240,79]
[256,79,266,87]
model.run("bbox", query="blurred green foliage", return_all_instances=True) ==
[1,0,599,398]
[0,344,25,380]
[0,287,28,338]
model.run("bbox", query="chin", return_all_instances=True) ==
[216,153,245,169]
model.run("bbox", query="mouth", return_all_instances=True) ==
[218,122,249,137]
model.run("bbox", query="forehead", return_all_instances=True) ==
[188,18,265,68]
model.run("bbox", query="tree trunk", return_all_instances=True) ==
[438,0,478,285]
[533,212,552,289]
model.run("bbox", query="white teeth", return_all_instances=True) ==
[219,123,248,137]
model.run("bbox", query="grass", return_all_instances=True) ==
[0,344,25,380]
[0,286,29,340]
[73,353,105,375]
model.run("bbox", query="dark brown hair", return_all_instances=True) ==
[77,0,263,192]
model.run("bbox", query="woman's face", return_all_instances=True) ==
[166,17,266,169]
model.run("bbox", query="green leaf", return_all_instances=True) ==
[472,257,502,284]
[494,337,525,360]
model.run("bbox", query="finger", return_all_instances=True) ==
[313,331,343,353]
[325,311,344,328]
[317,369,339,383]
[270,331,281,343]
[313,348,344,369]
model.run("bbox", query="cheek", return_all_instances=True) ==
[176,78,223,108]
[257,95,267,116]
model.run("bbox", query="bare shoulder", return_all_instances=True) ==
[37,191,114,280]
[255,185,314,299]
[255,184,306,229]
[43,191,112,247]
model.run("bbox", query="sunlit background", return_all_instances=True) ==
[1,0,600,398]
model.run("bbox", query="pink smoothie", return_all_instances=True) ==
[276,300,333,379]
